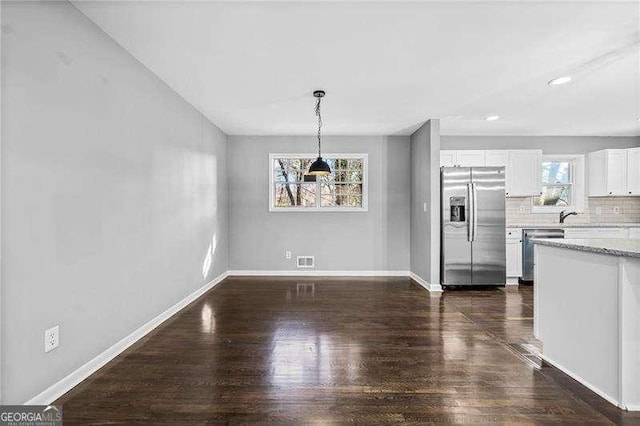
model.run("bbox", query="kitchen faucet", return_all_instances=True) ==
[559,210,578,224]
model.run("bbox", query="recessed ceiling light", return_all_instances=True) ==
[548,76,572,86]
[484,115,500,121]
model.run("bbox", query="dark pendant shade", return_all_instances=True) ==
[308,156,331,176]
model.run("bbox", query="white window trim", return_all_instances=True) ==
[268,153,369,212]
[531,154,585,214]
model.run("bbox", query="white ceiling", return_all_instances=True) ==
[72,1,640,136]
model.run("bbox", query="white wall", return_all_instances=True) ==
[227,135,410,272]
[410,120,440,285]
[441,135,640,154]
[1,1,228,403]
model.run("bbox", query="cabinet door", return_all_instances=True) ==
[564,228,597,239]
[627,148,640,196]
[506,240,522,277]
[457,150,485,167]
[629,228,640,239]
[440,150,457,167]
[596,228,627,239]
[565,228,626,239]
[485,150,509,167]
[506,150,542,197]
[606,150,627,195]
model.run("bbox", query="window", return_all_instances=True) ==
[534,160,572,206]
[532,155,585,212]
[269,153,368,212]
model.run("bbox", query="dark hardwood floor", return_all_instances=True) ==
[56,277,640,424]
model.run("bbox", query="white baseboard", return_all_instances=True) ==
[541,354,624,410]
[227,270,442,292]
[24,271,229,406]
[227,270,410,277]
[409,272,443,292]
[506,277,520,285]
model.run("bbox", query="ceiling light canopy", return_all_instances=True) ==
[548,76,572,86]
[484,115,500,121]
[308,90,331,176]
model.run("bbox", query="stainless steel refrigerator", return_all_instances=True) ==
[441,167,506,287]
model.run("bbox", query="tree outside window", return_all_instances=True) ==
[270,154,367,211]
[533,160,573,207]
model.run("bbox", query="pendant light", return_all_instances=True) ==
[308,90,331,176]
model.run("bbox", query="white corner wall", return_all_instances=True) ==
[1,1,228,403]
[410,120,440,288]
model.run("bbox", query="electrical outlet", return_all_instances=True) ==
[44,325,59,353]
[519,205,525,213]
[423,202,427,212]
[595,206,602,215]
[285,251,291,259]
[613,206,620,215]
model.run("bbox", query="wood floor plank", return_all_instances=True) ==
[54,277,636,424]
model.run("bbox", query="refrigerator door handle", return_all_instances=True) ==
[472,182,478,241]
[467,182,473,242]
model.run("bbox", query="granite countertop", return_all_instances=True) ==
[506,223,640,229]
[532,238,640,258]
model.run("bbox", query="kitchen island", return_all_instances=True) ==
[533,238,640,411]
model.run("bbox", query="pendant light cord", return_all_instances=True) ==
[315,96,322,157]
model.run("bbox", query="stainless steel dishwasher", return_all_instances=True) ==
[521,228,565,283]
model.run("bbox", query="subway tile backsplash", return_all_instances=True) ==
[506,197,640,225]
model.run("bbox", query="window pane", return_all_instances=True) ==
[335,171,347,182]
[349,159,363,170]
[320,182,363,207]
[321,158,363,183]
[533,185,571,206]
[541,161,570,184]
[348,169,363,182]
[274,183,317,207]
[273,158,312,183]
[347,195,362,207]
[320,190,336,207]
[335,159,349,170]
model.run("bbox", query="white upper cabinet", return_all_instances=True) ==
[606,150,627,195]
[587,149,638,196]
[484,150,509,167]
[439,150,484,167]
[506,150,543,197]
[440,150,457,167]
[440,149,541,197]
[627,148,640,196]
[456,150,485,167]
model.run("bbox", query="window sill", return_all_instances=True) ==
[269,207,368,213]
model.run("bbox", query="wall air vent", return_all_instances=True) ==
[296,256,315,268]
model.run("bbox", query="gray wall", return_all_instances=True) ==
[228,135,410,272]
[441,135,640,154]
[410,120,440,284]
[2,1,228,403]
